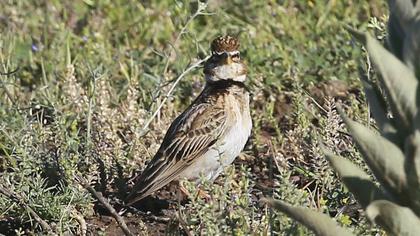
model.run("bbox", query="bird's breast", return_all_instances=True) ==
[217,93,252,166]
[178,91,251,182]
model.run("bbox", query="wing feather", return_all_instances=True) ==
[126,101,226,205]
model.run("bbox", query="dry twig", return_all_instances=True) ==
[139,3,212,137]
[162,2,211,76]
[71,209,87,236]
[75,175,137,236]
[140,55,210,136]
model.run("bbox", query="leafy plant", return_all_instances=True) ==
[0,0,386,234]
[264,1,420,235]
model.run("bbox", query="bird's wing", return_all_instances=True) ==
[126,101,227,205]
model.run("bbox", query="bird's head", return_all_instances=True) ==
[204,35,247,83]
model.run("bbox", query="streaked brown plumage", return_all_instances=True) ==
[126,35,252,205]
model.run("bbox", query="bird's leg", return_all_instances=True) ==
[177,181,190,202]
[178,180,211,202]
[195,188,211,201]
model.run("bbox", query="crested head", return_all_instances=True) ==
[211,35,240,54]
[204,35,247,83]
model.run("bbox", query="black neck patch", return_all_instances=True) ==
[207,79,248,91]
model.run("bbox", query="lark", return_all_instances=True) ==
[126,35,252,205]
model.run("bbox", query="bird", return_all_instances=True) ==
[126,35,252,205]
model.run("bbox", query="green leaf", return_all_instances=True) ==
[357,76,404,146]
[404,131,420,216]
[324,150,389,208]
[359,73,392,133]
[387,13,405,59]
[388,0,414,30]
[402,21,420,78]
[361,77,404,147]
[261,198,354,236]
[348,29,418,134]
[339,111,408,203]
[366,200,420,236]
[390,0,420,75]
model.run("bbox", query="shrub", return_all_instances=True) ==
[264,1,420,235]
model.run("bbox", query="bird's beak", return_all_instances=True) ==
[215,52,233,65]
[225,54,233,65]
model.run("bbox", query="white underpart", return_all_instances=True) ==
[205,62,246,82]
[180,94,252,182]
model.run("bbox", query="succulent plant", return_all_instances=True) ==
[263,1,420,235]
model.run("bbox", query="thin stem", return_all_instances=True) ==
[140,55,210,136]
[162,2,210,76]
[75,175,137,236]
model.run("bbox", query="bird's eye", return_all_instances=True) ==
[231,52,240,61]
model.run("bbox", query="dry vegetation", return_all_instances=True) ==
[0,1,387,235]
